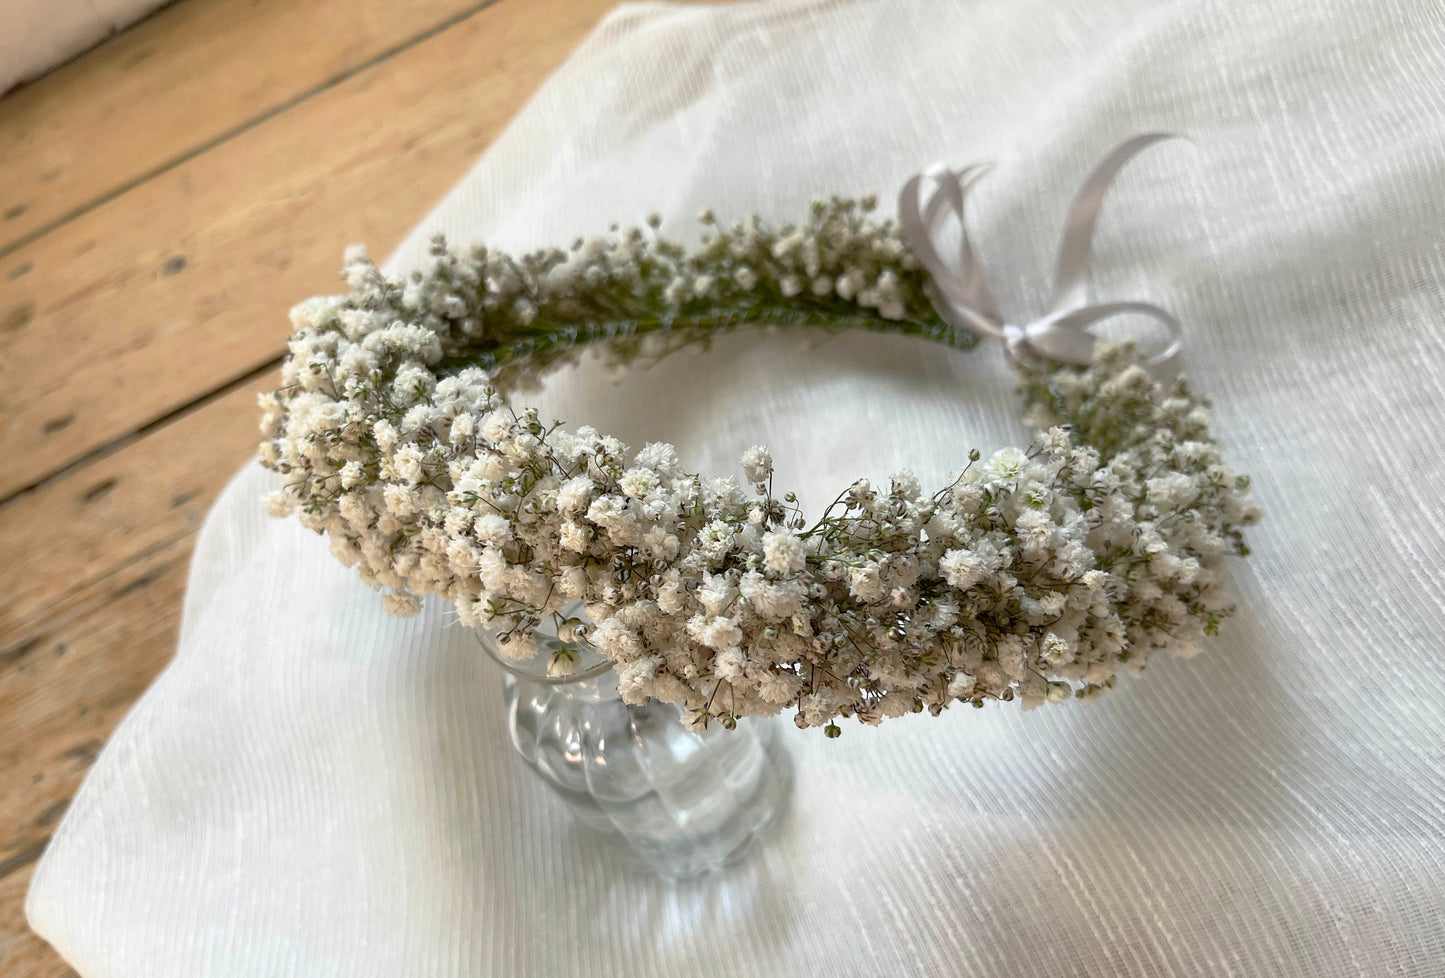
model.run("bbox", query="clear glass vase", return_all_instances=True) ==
[479,626,793,879]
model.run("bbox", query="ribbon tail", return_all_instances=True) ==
[946,164,1001,326]
[1048,133,1181,315]
[899,165,1004,339]
[901,134,1191,367]
[898,174,966,307]
[1041,300,1183,365]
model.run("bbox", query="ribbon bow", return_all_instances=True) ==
[898,133,1184,366]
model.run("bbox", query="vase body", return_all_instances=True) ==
[501,670,792,879]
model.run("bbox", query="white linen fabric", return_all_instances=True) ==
[27,0,1445,974]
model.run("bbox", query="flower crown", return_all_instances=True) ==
[260,135,1259,735]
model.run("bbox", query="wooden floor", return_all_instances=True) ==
[0,0,627,971]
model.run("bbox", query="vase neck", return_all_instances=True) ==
[513,669,621,703]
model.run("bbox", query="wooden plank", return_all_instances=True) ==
[0,544,189,978]
[0,375,272,827]
[0,371,278,642]
[0,0,495,253]
[0,543,188,862]
[0,0,619,502]
[0,379,272,977]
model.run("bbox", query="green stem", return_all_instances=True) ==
[434,302,975,378]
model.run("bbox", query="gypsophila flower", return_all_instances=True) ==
[382,592,421,617]
[698,573,737,614]
[263,491,292,519]
[260,198,1259,735]
[939,548,986,591]
[618,467,659,499]
[556,476,594,514]
[474,512,511,547]
[740,446,773,485]
[848,563,886,603]
[762,530,806,576]
[698,521,736,562]
[688,614,744,651]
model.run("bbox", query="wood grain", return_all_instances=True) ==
[0,0,630,971]
[0,378,272,975]
[0,536,193,848]
[0,0,493,253]
[0,544,190,977]
[0,0,618,502]
[0,542,190,891]
[0,371,278,647]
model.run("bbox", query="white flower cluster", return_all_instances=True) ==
[260,212,1258,735]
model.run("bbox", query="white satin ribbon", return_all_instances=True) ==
[898,133,1184,366]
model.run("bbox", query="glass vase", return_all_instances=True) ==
[479,626,793,879]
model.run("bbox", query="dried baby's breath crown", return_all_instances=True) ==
[260,138,1259,734]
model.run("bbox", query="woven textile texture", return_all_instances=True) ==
[28,1,1445,975]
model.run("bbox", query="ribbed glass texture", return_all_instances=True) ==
[502,671,793,879]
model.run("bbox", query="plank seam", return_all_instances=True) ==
[0,353,284,509]
[0,839,48,881]
[0,0,508,260]
[1,528,199,654]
